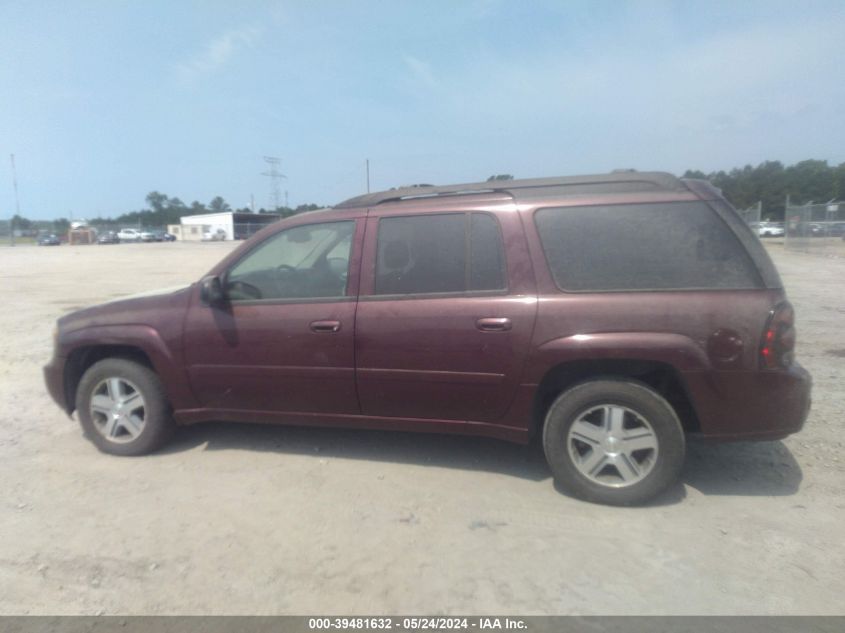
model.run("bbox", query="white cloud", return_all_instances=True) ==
[403,55,438,89]
[175,26,262,80]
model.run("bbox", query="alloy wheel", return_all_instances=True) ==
[89,377,147,444]
[566,404,659,488]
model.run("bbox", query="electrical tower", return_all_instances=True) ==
[262,156,287,210]
[9,154,21,246]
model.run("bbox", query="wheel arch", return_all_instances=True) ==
[64,344,155,413]
[59,324,194,414]
[530,358,700,440]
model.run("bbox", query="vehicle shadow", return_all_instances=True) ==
[164,423,803,500]
[166,421,552,481]
[682,439,803,496]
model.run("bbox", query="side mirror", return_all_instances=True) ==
[200,275,226,307]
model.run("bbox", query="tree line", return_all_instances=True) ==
[83,192,322,229]
[11,159,845,232]
[683,159,845,220]
[11,192,323,234]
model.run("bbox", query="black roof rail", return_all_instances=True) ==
[335,171,683,208]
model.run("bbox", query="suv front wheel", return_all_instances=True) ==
[543,379,685,505]
[76,358,174,456]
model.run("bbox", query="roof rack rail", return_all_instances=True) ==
[335,171,682,208]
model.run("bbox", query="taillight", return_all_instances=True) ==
[760,302,795,369]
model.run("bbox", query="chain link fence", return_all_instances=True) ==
[784,201,845,255]
[736,201,762,227]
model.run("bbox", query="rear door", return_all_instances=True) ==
[354,199,537,423]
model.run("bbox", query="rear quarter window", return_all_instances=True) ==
[534,201,762,291]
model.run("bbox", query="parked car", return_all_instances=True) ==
[37,234,61,246]
[117,228,142,242]
[44,171,811,505]
[758,222,784,237]
[97,231,120,245]
[152,230,176,242]
[202,228,226,241]
[810,222,845,237]
[140,231,156,242]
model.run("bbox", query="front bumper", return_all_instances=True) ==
[43,355,70,413]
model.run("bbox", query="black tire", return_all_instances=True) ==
[76,358,174,456]
[542,379,685,506]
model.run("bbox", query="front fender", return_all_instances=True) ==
[60,324,197,411]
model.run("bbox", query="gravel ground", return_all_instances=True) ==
[0,240,842,615]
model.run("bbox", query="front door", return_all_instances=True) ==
[183,218,363,415]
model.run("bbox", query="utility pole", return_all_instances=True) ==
[250,193,255,213]
[284,190,289,209]
[262,156,286,211]
[9,154,20,246]
[366,159,370,193]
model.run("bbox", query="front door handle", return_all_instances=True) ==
[476,317,512,332]
[310,320,341,333]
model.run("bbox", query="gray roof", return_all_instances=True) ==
[335,171,684,209]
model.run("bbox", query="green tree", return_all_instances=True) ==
[486,174,514,181]
[785,160,833,204]
[208,196,231,212]
[189,201,207,215]
[145,191,168,213]
[11,214,32,230]
[681,159,844,220]
[832,162,845,200]
[168,197,186,211]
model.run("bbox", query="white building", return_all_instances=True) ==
[169,212,280,241]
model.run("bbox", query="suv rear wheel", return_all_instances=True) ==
[543,379,685,505]
[76,358,174,456]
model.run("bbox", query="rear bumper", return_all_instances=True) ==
[43,356,70,413]
[683,361,811,441]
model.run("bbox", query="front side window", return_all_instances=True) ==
[534,202,761,291]
[375,212,506,295]
[226,221,354,301]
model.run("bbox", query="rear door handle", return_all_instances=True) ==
[310,320,341,333]
[476,317,512,332]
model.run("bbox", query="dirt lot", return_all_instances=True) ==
[0,240,843,615]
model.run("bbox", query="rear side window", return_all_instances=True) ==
[534,202,761,291]
[375,213,506,295]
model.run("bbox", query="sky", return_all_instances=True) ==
[1,0,844,220]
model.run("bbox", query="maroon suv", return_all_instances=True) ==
[44,172,811,505]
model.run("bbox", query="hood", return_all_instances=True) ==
[99,284,190,305]
[58,284,193,334]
